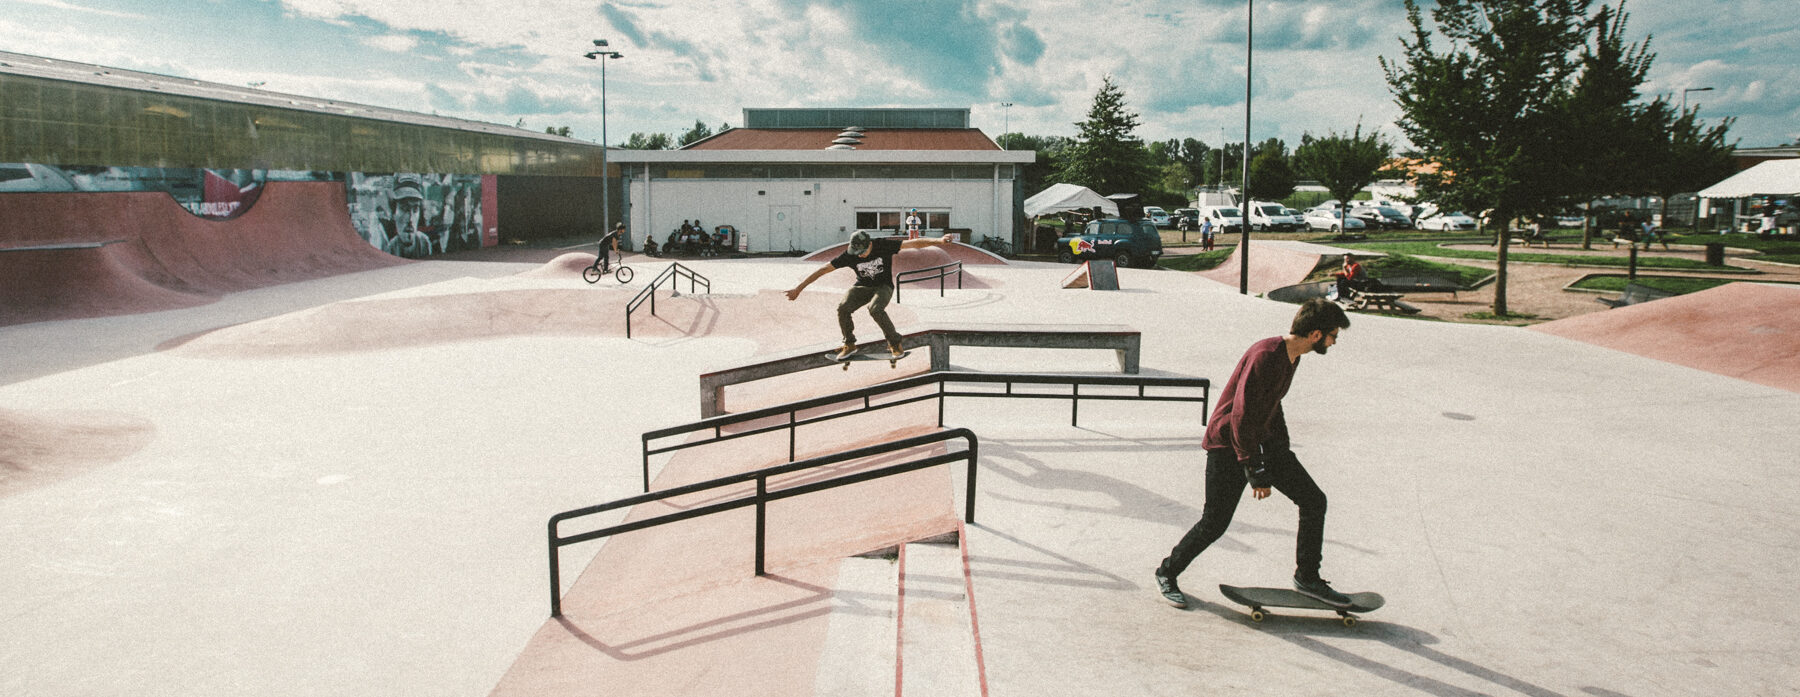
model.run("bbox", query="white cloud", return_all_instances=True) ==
[361,34,419,53]
[9,0,141,19]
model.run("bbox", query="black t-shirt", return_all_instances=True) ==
[830,237,903,288]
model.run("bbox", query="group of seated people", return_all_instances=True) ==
[644,220,734,257]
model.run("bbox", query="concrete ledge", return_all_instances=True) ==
[697,324,1141,418]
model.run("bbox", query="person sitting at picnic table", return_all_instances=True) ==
[1333,253,1371,300]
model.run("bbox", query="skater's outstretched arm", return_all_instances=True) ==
[785,264,835,300]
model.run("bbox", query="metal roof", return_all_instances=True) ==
[685,128,999,151]
[0,50,592,146]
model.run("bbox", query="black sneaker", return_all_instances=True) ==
[1293,575,1353,608]
[1155,570,1187,608]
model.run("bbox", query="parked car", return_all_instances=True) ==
[1247,201,1302,232]
[1418,211,1477,231]
[1057,218,1164,268]
[1143,206,1172,228]
[1554,214,1585,228]
[1199,205,1244,234]
[1171,208,1200,231]
[1351,205,1412,230]
[1304,208,1366,232]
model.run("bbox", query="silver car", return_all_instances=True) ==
[1304,208,1366,232]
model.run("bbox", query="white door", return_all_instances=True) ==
[768,206,801,253]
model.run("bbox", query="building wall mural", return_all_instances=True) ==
[0,163,497,258]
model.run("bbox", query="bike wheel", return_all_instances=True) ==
[582,265,602,284]
[615,266,634,283]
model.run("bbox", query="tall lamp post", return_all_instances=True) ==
[999,102,1013,149]
[1238,0,1254,294]
[1681,86,1714,113]
[585,40,623,237]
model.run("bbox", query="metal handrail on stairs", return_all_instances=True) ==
[625,262,711,338]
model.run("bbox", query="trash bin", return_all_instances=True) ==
[1704,242,1725,266]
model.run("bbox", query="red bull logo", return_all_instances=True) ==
[1070,238,1095,256]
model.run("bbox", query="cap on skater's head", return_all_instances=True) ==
[848,230,872,255]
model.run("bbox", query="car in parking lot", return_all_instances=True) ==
[1143,206,1172,228]
[1303,208,1365,232]
[1351,205,1412,230]
[1057,218,1163,268]
[1199,205,1244,234]
[1417,211,1477,231]
[1247,202,1302,231]
[1171,208,1200,231]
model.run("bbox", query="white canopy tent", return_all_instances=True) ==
[1697,159,1800,231]
[1698,159,1800,199]
[1024,183,1118,218]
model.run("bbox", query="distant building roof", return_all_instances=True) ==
[0,50,589,146]
[686,128,998,151]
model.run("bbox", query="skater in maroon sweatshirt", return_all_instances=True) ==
[1155,299,1354,609]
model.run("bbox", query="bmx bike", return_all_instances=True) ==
[583,248,634,284]
[978,235,1012,256]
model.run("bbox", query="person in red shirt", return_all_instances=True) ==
[1332,253,1369,300]
[1155,299,1355,609]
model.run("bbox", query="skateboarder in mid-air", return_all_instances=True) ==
[786,230,952,360]
[1155,299,1356,609]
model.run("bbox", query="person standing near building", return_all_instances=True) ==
[785,231,951,359]
[1201,216,1215,251]
[905,208,923,239]
[1154,299,1357,609]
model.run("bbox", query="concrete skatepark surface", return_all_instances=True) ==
[3,244,1799,696]
[1198,240,1368,295]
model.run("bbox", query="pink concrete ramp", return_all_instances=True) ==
[1197,241,1346,295]
[802,241,1008,266]
[0,182,405,326]
[1532,282,1800,393]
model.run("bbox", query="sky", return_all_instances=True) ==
[2,0,1796,153]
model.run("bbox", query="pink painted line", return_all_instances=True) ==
[894,542,908,697]
[958,519,991,697]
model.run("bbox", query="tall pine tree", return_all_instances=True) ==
[1055,76,1151,197]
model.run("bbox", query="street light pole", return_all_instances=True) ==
[1681,86,1714,113]
[999,102,1013,149]
[586,41,623,238]
[1239,0,1253,294]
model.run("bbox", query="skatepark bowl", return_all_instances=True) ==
[3,226,1799,696]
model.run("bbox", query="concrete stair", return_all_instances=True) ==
[814,531,986,697]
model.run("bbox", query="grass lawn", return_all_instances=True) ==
[1338,239,1740,272]
[1568,275,1800,295]
[1663,233,1800,265]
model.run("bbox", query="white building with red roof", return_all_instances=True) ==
[608,108,1034,254]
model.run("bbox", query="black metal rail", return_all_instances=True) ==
[894,261,962,303]
[625,262,711,338]
[547,429,979,618]
[639,371,1209,492]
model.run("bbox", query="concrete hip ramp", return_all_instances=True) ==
[1,181,405,326]
[1197,240,1360,295]
[1531,282,1800,393]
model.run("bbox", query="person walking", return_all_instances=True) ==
[785,230,951,359]
[1154,299,1356,609]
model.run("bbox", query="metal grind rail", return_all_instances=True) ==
[625,262,711,338]
[547,428,979,618]
[894,260,963,303]
[638,371,1209,492]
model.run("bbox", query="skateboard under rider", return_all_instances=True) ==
[1218,584,1385,627]
[827,348,912,371]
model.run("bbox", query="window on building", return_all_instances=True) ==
[855,209,950,232]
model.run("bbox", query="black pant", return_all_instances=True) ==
[1159,447,1328,581]
[838,285,900,347]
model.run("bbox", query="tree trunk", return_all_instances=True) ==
[1581,213,1593,250]
[1491,209,1510,316]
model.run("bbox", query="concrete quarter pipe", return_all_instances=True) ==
[1,181,406,326]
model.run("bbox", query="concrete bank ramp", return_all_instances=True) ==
[1531,282,1800,393]
[1197,240,1362,295]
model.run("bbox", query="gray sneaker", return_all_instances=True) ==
[1155,570,1187,608]
[1293,575,1353,608]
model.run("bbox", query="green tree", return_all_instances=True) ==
[1292,124,1395,231]
[678,120,715,146]
[1552,3,1654,247]
[544,125,573,137]
[1641,99,1737,230]
[1055,76,1151,196]
[1382,0,1607,315]
[621,132,673,150]
[1246,148,1297,202]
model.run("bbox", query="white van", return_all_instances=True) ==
[1247,201,1302,232]
[1198,205,1244,234]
